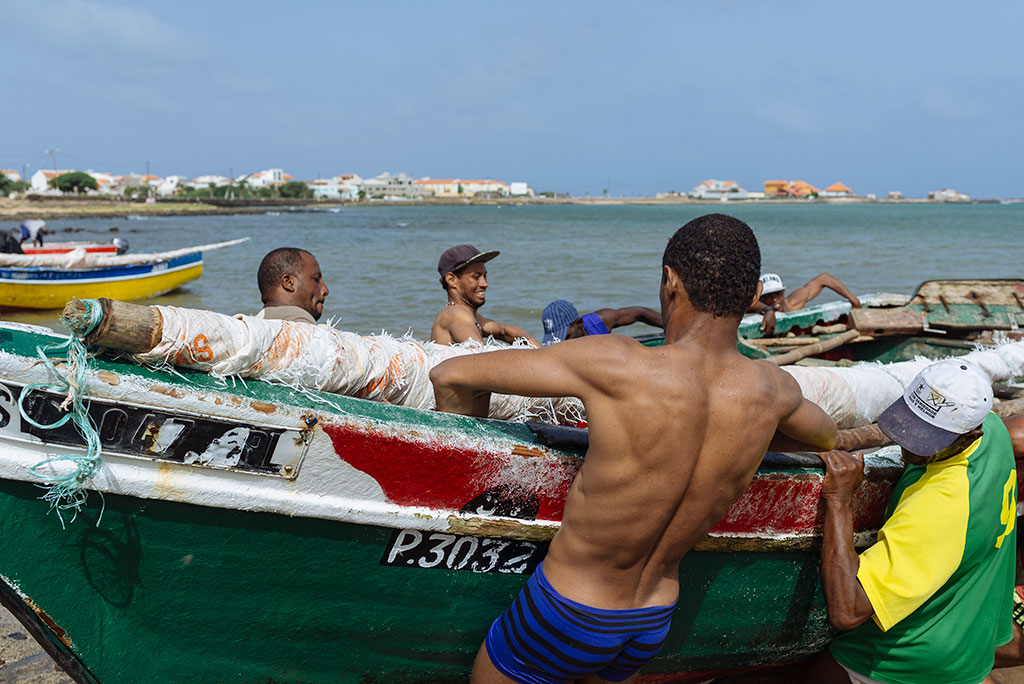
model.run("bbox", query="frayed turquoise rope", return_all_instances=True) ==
[19,299,104,526]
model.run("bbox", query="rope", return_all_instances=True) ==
[19,299,105,526]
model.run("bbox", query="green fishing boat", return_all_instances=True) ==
[1,289,1022,683]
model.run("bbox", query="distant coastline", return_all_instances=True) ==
[0,195,1018,222]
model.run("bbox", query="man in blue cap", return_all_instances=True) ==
[541,300,662,346]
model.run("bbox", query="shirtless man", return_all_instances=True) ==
[255,247,329,324]
[430,244,539,346]
[751,272,861,336]
[540,299,663,345]
[430,214,838,683]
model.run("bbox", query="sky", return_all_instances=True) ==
[1,0,1021,198]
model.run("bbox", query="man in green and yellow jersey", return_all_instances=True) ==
[806,359,1017,684]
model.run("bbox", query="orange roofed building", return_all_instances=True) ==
[764,180,820,198]
[822,182,854,197]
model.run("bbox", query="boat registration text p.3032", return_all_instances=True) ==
[381,529,546,575]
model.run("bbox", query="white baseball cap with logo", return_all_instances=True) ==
[760,273,785,295]
[877,359,993,456]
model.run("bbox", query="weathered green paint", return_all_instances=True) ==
[0,477,833,683]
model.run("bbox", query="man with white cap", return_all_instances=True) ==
[751,272,861,336]
[803,359,1017,684]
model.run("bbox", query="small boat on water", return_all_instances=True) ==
[0,238,247,310]
[21,239,127,256]
[1,293,1022,683]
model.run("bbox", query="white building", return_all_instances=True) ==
[30,170,73,194]
[929,188,970,202]
[2,170,20,182]
[306,178,359,200]
[240,169,290,188]
[189,175,233,189]
[157,175,190,196]
[508,182,533,197]
[688,179,753,200]
[413,178,509,198]
[361,172,427,199]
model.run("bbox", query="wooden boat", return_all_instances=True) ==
[639,280,1024,367]
[21,241,119,256]
[3,290,1023,683]
[0,238,246,310]
[0,318,904,683]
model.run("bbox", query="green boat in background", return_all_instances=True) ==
[640,279,1024,367]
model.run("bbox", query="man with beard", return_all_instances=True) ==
[430,244,538,346]
[255,247,329,324]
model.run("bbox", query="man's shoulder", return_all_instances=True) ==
[259,306,316,324]
[433,304,476,325]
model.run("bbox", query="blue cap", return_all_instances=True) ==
[541,300,580,346]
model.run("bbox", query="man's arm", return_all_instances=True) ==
[1003,415,1024,457]
[819,451,875,630]
[745,301,777,335]
[479,318,539,347]
[431,335,624,417]
[597,306,663,330]
[788,273,861,309]
[769,368,838,451]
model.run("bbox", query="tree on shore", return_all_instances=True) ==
[278,181,313,199]
[50,172,98,194]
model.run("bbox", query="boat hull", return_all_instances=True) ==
[22,243,117,255]
[0,254,202,309]
[0,323,901,682]
[0,477,832,684]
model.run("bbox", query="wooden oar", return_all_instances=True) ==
[63,298,162,353]
[769,329,861,366]
[748,337,821,347]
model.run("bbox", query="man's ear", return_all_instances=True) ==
[750,280,764,309]
[444,272,458,290]
[281,273,297,293]
[662,264,680,291]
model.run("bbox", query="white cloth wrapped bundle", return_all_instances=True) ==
[784,341,1024,428]
[134,305,582,423]
[127,304,1024,429]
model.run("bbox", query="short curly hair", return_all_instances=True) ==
[257,247,312,300]
[662,214,760,318]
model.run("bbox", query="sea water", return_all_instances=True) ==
[3,202,1022,338]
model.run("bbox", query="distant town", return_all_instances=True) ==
[0,167,977,203]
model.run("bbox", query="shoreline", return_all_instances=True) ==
[0,195,1018,221]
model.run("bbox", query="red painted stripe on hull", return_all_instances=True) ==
[324,423,896,537]
[324,423,576,519]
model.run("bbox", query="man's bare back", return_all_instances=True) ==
[431,215,837,683]
[432,316,835,608]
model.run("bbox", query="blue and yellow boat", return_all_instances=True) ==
[0,238,247,310]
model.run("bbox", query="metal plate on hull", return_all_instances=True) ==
[0,382,310,478]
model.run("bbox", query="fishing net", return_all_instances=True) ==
[132,305,584,424]
[783,340,1024,428]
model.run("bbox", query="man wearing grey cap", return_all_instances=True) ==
[430,244,539,347]
[803,359,1016,684]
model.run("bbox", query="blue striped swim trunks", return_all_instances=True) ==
[484,563,676,683]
